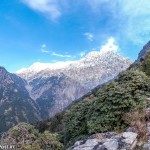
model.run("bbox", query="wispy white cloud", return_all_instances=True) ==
[40,44,74,58]
[40,44,49,53]
[119,0,150,45]
[84,32,94,41]
[22,0,150,47]
[86,0,150,45]
[79,51,86,57]
[51,52,73,58]
[100,37,119,53]
[40,45,86,59]
[79,37,119,58]
[41,49,50,53]
[41,44,47,48]
[22,0,61,20]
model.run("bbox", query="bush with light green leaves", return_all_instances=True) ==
[1,123,64,150]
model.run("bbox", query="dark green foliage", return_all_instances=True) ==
[138,51,150,76]
[35,70,150,147]
[36,112,65,133]
[64,99,92,143]
[34,69,150,148]
[64,70,150,144]
[10,50,150,148]
[1,123,64,150]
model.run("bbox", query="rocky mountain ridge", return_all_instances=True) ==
[17,49,131,117]
[0,67,41,133]
[17,50,131,87]
[0,47,132,133]
[136,40,150,62]
[1,41,150,150]
[32,40,150,150]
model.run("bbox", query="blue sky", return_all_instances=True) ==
[0,0,150,72]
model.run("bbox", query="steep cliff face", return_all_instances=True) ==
[0,67,41,133]
[34,74,87,118]
[136,41,150,62]
[132,41,150,76]
[17,50,131,118]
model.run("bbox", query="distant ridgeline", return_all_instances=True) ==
[136,41,150,63]
[0,67,40,134]
[138,42,150,76]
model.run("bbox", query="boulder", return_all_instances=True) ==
[122,132,138,144]
[68,131,138,150]
[103,139,118,150]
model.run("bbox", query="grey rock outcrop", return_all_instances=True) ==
[136,40,150,62]
[68,132,138,150]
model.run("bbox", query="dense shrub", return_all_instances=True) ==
[1,123,64,150]
[138,51,150,76]
[64,70,150,144]
[34,70,150,148]
[35,112,65,139]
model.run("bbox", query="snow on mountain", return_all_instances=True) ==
[16,39,132,117]
[16,61,76,74]
[16,38,120,79]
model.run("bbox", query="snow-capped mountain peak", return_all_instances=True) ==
[15,41,132,118]
[16,48,131,82]
[16,61,77,74]
[17,37,120,76]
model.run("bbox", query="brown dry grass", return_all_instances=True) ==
[123,110,148,142]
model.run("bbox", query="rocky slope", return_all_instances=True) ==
[0,48,131,133]
[68,131,138,150]
[68,112,150,150]
[136,40,150,62]
[35,74,87,118]
[0,67,41,133]
[17,49,131,118]
[65,40,150,150]
[1,41,150,149]
[33,40,150,150]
